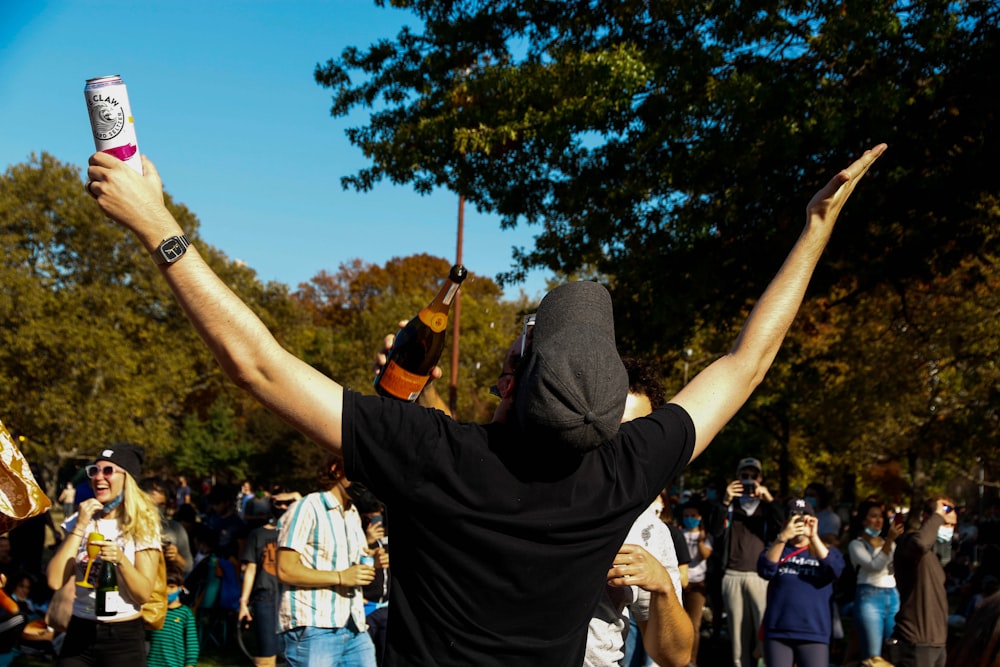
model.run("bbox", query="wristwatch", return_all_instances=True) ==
[153,235,191,265]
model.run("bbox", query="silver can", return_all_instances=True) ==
[84,75,142,174]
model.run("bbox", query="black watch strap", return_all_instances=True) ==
[153,235,191,265]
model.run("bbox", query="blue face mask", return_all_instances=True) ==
[705,490,718,502]
[683,516,701,530]
[167,590,181,604]
[100,492,125,516]
[805,496,819,509]
[864,526,881,538]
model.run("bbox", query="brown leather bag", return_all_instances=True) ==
[141,550,168,630]
[0,419,51,534]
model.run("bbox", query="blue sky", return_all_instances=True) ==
[0,0,551,300]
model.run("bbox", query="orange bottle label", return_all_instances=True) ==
[378,361,428,401]
[418,309,448,333]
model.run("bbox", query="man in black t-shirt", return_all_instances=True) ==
[238,491,300,667]
[88,142,885,665]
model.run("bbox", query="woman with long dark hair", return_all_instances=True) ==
[848,498,903,661]
[46,444,162,666]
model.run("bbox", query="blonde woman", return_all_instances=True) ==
[46,443,162,666]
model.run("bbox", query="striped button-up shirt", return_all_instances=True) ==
[277,490,367,632]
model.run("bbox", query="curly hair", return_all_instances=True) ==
[621,356,666,409]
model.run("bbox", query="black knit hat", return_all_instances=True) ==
[514,281,628,453]
[95,443,145,480]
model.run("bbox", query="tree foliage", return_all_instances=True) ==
[318,1,999,506]
[318,0,999,350]
[0,156,522,494]
[292,253,527,421]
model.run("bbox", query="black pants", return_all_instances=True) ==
[886,636,947,667]
[57,615,146,667]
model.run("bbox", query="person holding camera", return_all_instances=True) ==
[719,457,783,667]
[757,497,846,667]
[889,497,958,667]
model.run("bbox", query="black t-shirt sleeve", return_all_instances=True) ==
[669,524,692,565]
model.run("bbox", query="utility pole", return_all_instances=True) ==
[449,194,465,415]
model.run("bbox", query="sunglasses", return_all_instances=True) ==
[86,464,121,479]
[521,313,536,358]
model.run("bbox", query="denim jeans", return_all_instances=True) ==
[282,622,376,667]
[854,584,900,658]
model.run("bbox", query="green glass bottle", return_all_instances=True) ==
[374,264,468,401]
[95,559,119,617]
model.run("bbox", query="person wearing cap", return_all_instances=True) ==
[888,496,958,667]
[239,489,302,667]
[719,457,783,667]
[757,498,846,667]
[85,142,885,665]
[46,443,163,667]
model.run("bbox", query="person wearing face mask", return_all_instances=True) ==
[239,489,302,667]
[146,568,198,667]
[680,501,713,667]
[888,496,958,667]
[46,443,163,667]
[276,455,384,667]
[847,499,904,661]
[719,458,783,667]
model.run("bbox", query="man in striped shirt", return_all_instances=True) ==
[276,454,381,667]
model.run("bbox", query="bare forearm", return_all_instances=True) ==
[765,537,789,563]
[640,589,694,667]
[240,563,257,603]
[116,551,157,604]
[46,530,85,590]
[277,555,339,589]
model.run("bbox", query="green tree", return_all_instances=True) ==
[293,253,526,421]
[0,154,323,492]
[317,0,998,352]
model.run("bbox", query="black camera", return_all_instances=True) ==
[741,480,756,496]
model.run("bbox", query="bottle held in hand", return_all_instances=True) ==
[374,264,468,401]
[95,558,119,617]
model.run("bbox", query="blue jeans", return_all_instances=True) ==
[854,584,900,658]
[282,622,376,667]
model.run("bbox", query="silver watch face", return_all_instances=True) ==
[158,236,188,263]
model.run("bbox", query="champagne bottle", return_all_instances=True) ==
[95,559,119,617]
[374,264,468,401]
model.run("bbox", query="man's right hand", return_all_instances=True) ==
[723,480,744,505]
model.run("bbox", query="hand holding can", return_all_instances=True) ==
[84,75,143,174]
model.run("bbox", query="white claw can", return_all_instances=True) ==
[84,75,143,174]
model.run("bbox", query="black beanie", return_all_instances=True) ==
[95,443,145,480]
[514,281,628,453]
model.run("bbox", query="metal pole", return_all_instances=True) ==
[449,194,465,415]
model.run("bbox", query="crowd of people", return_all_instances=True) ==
[3,453,995,667]
[624,458,996,667]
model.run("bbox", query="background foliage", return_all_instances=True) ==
[2,0,998,516]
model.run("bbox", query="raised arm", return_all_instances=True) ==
[86,153,344,453]
[671,144,887,461]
